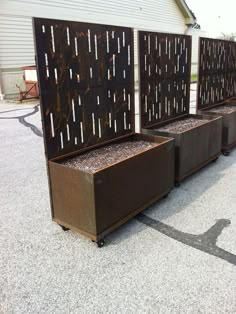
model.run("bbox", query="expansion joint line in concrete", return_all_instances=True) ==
[136,214,236,266]
[0,105,43,137]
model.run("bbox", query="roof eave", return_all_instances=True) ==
[175,0,196,25]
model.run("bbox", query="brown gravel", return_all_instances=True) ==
[208,104,236,114]
[156,117,209,133]
[62,140,158,173]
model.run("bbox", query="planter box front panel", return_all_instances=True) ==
[49,161,97,235]
[94,134,174,234]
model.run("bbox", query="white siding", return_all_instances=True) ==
[186,28,208,75]
[0,15,34,68]
[0,0,187,69]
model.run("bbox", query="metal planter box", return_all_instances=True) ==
[33,18,175,246]
[198,104,236,154]
[142,114,222,183]
[49,134,174,242]
[197,38,236,154]
[139,31,222,184]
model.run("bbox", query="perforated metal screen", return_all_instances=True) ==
[33,18,134,160]
[226,41,236,99]
[197,37,236,110]
[139,31,192,128]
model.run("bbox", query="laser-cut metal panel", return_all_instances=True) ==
[226,41,236,98]
[139,31,191,128]
[199,38,227,74]
[197,37,236,110]
[33,18,134,160]
[197,38,227,109]
[227,41,236,71]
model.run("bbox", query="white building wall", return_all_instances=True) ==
[186,28,208,76]
[0,0,187,98]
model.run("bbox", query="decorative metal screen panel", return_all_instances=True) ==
[226,41,236,98]
[197,38,236,110]
[139,31,191,128]
[33,18,134,160]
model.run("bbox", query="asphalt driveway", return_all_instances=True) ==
[0,100,236,313]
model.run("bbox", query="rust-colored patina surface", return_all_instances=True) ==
[197,38,236,110]
[139,31,192,128]
[49,134,174,239]
[33,18,175,245]
[197,37,236,153]
[139,31,222,183]
[33,18,135,160]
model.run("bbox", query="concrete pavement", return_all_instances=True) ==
[0,100,236,313]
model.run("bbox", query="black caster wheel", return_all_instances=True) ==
[212,157,219,163]
[59,225,70,231]
[222,151,230,156]
[96,239,105,248]
[175,181,180,188]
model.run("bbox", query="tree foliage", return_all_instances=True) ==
[219,33,236,41]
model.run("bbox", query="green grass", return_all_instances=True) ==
[191,74,198,82]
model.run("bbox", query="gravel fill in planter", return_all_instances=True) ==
[63,140,158,172]
[208,105,236,114]
[157,118,209,134]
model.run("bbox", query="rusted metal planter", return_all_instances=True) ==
[49,134,174,244]
[33,18,175,246]
[142,114,222,183]
[138,31,223,184]
[198,103,236,155]
[197,37,236,155]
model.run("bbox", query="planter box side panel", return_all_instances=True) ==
[198,109,236,149]
[94,141,175,234]
[49,161,97,235]
[207,117,222,155]
[179,118,222,179]
[142,128,182,180]
[222,112,236,147]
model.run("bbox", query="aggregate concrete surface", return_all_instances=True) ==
[0,100,236,314]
